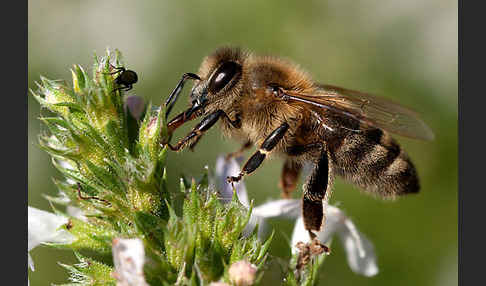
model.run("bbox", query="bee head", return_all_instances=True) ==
[189,46,248,113]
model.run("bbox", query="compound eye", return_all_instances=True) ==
[268,84,281,96]
[208,61,241,94]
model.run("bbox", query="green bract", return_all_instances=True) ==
[31,49,273,286]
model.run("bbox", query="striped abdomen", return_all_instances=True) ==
[326,127,419,198]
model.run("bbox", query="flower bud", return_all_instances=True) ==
[209,282,230,286]
[124,95,145,121]
[228,260,257,286]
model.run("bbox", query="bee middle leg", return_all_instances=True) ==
[225,140,252,160]
[279,159,302,199]
[188,113,241,151]
[227,122,289,183]
[279,142,323,198]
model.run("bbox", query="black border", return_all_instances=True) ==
[6,0,28,284]
[459,1,485,285]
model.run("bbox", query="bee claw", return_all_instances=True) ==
[295,238,330,274]
[311,238,330,255]
[226,175,242,185]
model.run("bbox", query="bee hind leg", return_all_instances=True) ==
[280,142,323,198]
[279,159,302,198]
[301,149,332,253]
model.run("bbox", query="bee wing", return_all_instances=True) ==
[283,84,434,141]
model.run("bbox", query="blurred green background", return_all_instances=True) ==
[28,1,457,285]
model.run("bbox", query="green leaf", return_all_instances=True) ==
[71,64,88,93]
[55,217,116,255]
[53,102,86,113]
[59,252,116,286]
[134,211,166,252]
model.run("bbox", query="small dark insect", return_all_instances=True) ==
[107,65,138,92]
[162,46,434,251]
[65,219,73,230]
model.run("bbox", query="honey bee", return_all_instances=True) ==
[163,47,434,244]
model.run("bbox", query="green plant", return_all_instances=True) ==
[28,49,377,286]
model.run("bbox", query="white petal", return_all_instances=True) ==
[28,206,75,251]
[243,199,302,238]
[252,199,301,219]
[28,253,34,271]
[112,238,148,286]
[289,205,378,276]
[290,203,338,253]
[215,156,249,207]
[28,206,75,274]
[337,217,378,276]
[290,217,309,253]
[315,204,345,244]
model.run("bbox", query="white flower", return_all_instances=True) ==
[112,238,148,286]
[28,206,76,285]
[215,156,249,207]
[214,155,378,277]
[291,205,378,277]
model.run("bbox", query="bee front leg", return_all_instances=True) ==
[188,135,203,151]
[168,110,240,151]
[165,73,201,119]
[302,149,333,251]
[227,122,289,183]
[167,110,223,151]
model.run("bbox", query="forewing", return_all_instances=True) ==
[285,84,434,140]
